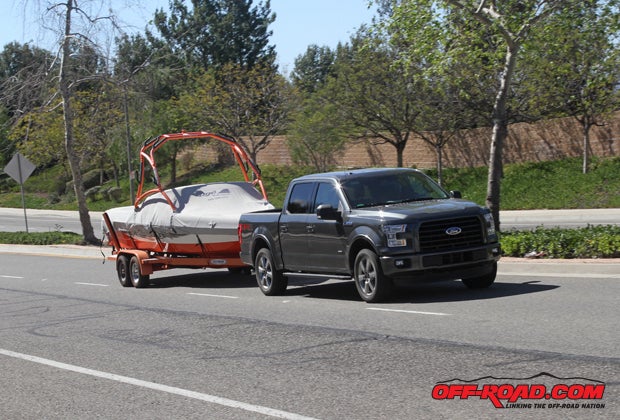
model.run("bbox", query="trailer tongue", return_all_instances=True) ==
[102,131,273,288]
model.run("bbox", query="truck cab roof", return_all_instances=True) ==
[292,167,422,183]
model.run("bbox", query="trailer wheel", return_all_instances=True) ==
[255,248,287,295]
[116,255,132,287]
[129,256,149,288]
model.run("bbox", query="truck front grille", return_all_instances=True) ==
[418,217,484,253]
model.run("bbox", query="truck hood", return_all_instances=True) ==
[349,199,486,222]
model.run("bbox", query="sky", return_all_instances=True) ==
[1,0,377,74]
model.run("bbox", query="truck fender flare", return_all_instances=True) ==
[346,226,381,273]
[250,228,284,271]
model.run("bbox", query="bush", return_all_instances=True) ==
[107,186,123,202]
[501,225,620,259]
[85,186,101,201]
[0,231,83,245]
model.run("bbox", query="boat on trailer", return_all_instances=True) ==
[102,131,273,287]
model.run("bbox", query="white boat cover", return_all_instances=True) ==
[104,182,274,248]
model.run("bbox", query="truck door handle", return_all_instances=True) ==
[306,224,315,233]
[280,225,288,233]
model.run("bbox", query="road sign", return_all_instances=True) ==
[3,153,37,233]
[4,152,36,184]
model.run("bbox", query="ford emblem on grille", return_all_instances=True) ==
[445,226,462,236]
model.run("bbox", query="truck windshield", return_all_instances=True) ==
[342,172,450,208]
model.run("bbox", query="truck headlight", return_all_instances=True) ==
[382,224,407,247]
[484,213,496,237]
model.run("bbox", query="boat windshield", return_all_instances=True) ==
[342,171,450,208]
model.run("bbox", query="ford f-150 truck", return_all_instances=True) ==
[239,168,501,302]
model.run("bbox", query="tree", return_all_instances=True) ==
[0,42,54,123]
[8,107,65,168]
[388,0,573,230]
[73,89,124,185]
[116,31,188,101]
[0,43,54,165]
[291,45,336,96]
[43,0,126,244]
[330,31,424,167]
[113,32,181,198]
[522,1,620,173]
[153,0,276,71]
[56,0,98,243]
[177,63,294,162]
[0,106,11,166]
[287,93,348,171]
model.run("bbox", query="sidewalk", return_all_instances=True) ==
[1,244,618,277]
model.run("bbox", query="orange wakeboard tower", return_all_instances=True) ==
[133,131,267,210]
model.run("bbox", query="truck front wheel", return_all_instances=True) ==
[354,249,393,303]
[255,248,287,296]
[462,262,497,289]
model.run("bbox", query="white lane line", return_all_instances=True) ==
[1,275,23,279]
[367,307,450,316]
[75,282,109,287]
[498,271,620,279]
[0,348,317,420]
[187,292,239,299]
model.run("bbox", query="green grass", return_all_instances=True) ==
[427,157,620,209]
[0,231,84,245]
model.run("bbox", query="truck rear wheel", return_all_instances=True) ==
[129,256,150,288]
[255,248,287,295]
[354,249,393,303]
[462,262,497,289]
[116,255,132,287]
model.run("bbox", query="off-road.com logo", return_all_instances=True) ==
[432,372,605,409]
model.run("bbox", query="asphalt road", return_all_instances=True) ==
[0,207,619,235]
[0,251,618,419]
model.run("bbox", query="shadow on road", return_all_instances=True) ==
[146,270,256,289]
[284,277,559,303]
[138,270,559,305]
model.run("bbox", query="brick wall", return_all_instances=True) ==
[254,111,620,169]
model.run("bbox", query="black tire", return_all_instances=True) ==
[254,248,287,295]
[353,249,393,303]
[462,262,497,289]
[129,256,149,288]
[116,255,132,287]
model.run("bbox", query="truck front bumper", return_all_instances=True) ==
[379,244,501,281]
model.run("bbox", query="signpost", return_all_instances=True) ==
[3,152,36,232]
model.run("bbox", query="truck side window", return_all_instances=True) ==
[314,182,342,212]
[287,182,315,214]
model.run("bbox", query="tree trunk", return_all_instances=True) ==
[582,119,592,174]
[123,86,134,199]
[170,145,178,185]
[59,0,98,245]
[436,143,443,186]
[486,45,518,232]
[396,139,406,168]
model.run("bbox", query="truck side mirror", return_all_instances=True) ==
[450,190,462,199]
[316,204,341,221]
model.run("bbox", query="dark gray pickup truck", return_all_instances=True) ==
[239,168,501,302]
